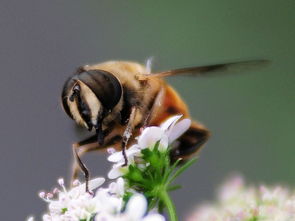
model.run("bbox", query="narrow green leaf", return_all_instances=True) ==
[163,159,181,182]
[168,158,197,183]
[153,140,161,151]
[167,185,182,191]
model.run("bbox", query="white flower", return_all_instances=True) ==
[38,177,105,221]
[107,115,191,179]
[107,145,142,164]
[107,144,142,179]
[108,162,130,179]
[108,177,125,197]
[32,177,165,221]
[138,115,191,151]
[187,175,295,221]
[30,115,190,220]
[123,194,165,221]
[94,188,123,214]
[94,194,165,221]
[27,217,34,221]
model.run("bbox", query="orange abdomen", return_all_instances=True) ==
[150,84,190,126]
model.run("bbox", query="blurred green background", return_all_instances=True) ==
[0,0,294,220]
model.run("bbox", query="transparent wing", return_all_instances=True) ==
[151,60,270,78]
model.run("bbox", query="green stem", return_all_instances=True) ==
[159,190,178,221]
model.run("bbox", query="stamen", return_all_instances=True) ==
[46,192,53,199]
[72,179,80,187]
[53,188,60,195]
[39,192,46,199]
[58,178,64,186]
[57,178,67,193]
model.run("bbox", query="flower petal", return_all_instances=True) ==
[142,214,166,221]
[108,164,128,179]
[109,178,125,197]
[126,194,147,219]
[108,151,124,163]
[138,127,165,149]
[75,177,105,192]
[160,115,183,131]
[127,144,141,155]
[88,177,106,191]
[168,118,191,143]
[95,212,115,221]
[108,145,141,163]
[158,135,169,152]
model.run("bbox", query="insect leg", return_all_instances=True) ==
[141,88,165,130]
[71,134,106,193]
[121,107,137,166]
[71,134,99,180]
[72,145,91,193]
[72,134,122,184]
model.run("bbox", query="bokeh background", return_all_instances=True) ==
[0,0,294,220]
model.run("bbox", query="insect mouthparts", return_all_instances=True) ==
[95,124,104,145]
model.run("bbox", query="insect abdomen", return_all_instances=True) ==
[150,84,190,126]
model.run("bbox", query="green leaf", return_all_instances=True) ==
[167,185,182,191]
[164,158,181,182]
[148,197,159,210]
[153,140,161,151]
[168,158,197,184]
[142,147,166,171]
[141,148,153,158]
[125,165,144,182]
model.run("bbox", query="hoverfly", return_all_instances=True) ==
[61,59,267,191]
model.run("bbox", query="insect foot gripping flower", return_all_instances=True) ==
[107,115,197,221]
[187,175,295,221]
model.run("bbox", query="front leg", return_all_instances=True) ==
[71,134,103,193]
[122,106,137,166]
[71,135,98,182]
[72,133,123,184]
[72,145,91,193]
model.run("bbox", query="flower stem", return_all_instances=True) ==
[159,190,178,221]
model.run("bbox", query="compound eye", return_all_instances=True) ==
[77,70,123,111]
[61,77,76,119]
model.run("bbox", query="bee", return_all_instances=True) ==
[61,59,267,191]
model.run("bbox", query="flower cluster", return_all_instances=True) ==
[29,115,196,221]
[28,177,164,221]
[107,115,191,179]
[28,111,295,221]
[187,176,295,221]
[107,115,195,221]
